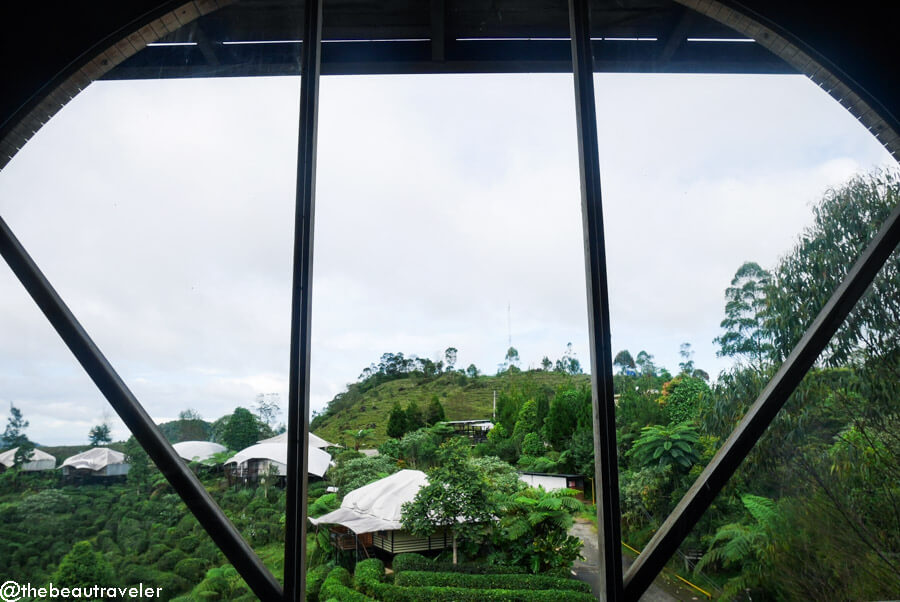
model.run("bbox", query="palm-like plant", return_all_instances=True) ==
[696,494,778,598]
[627,422,700,469]
[493,487,584,573]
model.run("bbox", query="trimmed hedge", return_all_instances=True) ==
[354,558,386,588]
[319,566,375,602]
[392,553,528,575]
[359,583,594,601]
[306,563,331,601]
[394,571,591,593]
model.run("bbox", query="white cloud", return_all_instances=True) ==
[0,73,894,445]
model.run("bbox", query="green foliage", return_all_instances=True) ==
[424,396,446,426]
[306,563,331,602]
[52,540,114,589]
[394,570,591,593]
[521,432,543,456]
[402,438,496,562]
[512,399,539,442]
[386,403,408,439]
[404,401,425,431]
[492,487,583,573]
[2,403,30,450]
[713,261,773,368]
[627,423,700,470]
[391,553,527,575]
[221,407,260,452]
[467,456,523,495]
[88,423,112,446]
[613,349,636,374]
[329,455,399,496]
[319,566,375,602]
[308,493,339,518]
[658,375,709,424]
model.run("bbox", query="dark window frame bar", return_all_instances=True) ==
[284,0,322,599]
[0,2,898,600]
[568,0,624,599]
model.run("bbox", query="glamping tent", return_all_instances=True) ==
[257,431,336,449]
[225,441,331,481]
[0,447,56,472]
[61,447,130,478]
[310,469,451,555]
[172,441,227,464]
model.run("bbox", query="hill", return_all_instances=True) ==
[311,368,590,448]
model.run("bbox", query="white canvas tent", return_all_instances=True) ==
[0,447,56,472]
[310,469,427,533]
[61,447,130,477]
[257,431,337,449]
[225,441,331,478]
[172,441,227,463]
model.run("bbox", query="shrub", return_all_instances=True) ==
[392,553,527,575]
[173,557,207,582]
[306,563,331,602]
[354,558,385,590]
[318,567,375,602]
[359,583,594,601]
[394,571,591,593]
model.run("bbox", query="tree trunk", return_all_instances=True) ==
[452,532,458,565]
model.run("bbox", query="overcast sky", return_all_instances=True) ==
[0,72,894,445]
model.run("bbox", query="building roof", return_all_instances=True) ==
[225,441,331,478]
[172,440,227,463]
[257,431,336,449]
[309,469,428,534]
[61,447,127,471]
[0,447,56,468]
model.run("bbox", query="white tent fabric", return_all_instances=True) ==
[309,469,428,533]
[0,447,56,471]
[225,441,331,477]
[61,447,126,471]
[257,431,336,449]
[172,441,227,462]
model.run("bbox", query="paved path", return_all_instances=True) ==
[569,519,681,601]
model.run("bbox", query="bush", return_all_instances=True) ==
[306,563,331,602]
[319,567,375,602]
[173,557,207,582]
[392,553,527,575]
[354,558,385,590]
[359,583,594,601]
[394,571,591,593]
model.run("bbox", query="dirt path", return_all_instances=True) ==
[569,519,697,601]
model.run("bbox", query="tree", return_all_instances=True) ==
[179,408,202,421]
[765,170,900,365]
[401,438,495,564]
[504,346,520,371]
[221,407,259,451]
[386,402,408,439]
[512,399,539,442]
[540,356,553,371]
[254,393,281,428]
[52,540,114,589]
[444,347,458,372]
[343,428,373,451]
[713,261,773,369]
[465,363,480,378]
[659,375,710,424]
[494,487,583,573]
[424,396,445,426]
[2,403,29,450]
[635,350,657,376]
[678,343,695,375]
[627,423,700,470]
[404,400,424,431]
[614,349,636,375]
[554,342,582,375]
[543,388,583,451]
[88,423,112,446]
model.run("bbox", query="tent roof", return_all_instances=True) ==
[172,441,227,462]
[225,441,331,478]
[0,447,55,468]
[310,469,428,533]
[61,447,126,470]
[257,431,336,449]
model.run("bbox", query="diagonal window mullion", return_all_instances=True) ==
[0,215,282,601]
